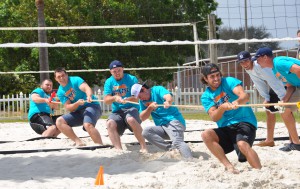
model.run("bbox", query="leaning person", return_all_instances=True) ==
[54,67,102,146]
[131,83,193,159]
[28,79,61,137]
[200,63,261,174]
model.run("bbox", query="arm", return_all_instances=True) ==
[139,102,157,121]
[31,93,58,110]
[290,64,300,79]
[63,99,85,112]
[282,83,296,102]
[79,82,93,102]
[163,94,173,108]
[207,85,249,122]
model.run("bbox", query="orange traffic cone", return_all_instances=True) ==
[94,166,104,185]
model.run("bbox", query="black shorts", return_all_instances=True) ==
[265,88,280,113]
[108,107,141,136]
[214,122,256,162]
[29,113,61,135]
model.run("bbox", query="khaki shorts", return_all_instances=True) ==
[287,87,300,112]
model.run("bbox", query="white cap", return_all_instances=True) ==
[131,84,142,97]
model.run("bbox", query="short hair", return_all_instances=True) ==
[297,29,300,35]
[41,79,53,85]
[54,67,67,77]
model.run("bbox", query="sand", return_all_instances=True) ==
[0,119,299,189]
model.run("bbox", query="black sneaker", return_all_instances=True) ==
[279,143,300,152]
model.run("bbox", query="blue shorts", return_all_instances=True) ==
[108,107,141,135]
[214,122,256,162]
[62,103,102,127]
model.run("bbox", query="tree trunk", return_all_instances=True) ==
[35,0,49,83]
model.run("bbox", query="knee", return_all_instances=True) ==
[126,116,139,128]
[142,127,151,138]
[237,141,250,153]
[201,130,212,142]
[56,117,65,128]
[106,120,117,131]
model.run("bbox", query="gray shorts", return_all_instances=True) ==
[62,103,102,127]
[108,107,141,135]
[287,87,300,112]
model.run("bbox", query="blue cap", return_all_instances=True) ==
[252,47,273,61]
[109,60,123,70]
[237,51,251,63]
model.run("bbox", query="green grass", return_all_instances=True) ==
[1,112,300,123]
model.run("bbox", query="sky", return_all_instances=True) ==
[214,0,300,49]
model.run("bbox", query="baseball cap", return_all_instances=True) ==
[237,51,251,63]
[131,84,142,97]
[109,60,123,70]
[252,47,273,61]
[201,63,220,76]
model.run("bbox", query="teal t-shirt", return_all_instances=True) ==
[201,77,257,128]
[28,88,52,120]
[104,73,139,112]
[273,56,300,86]
[139,86,186,126]
[57,76,99,111]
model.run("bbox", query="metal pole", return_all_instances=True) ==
[192,23,200,67]
[245,0,249,51]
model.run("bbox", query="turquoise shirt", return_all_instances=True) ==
[28,88,52,120]
[273,56,300,86]
[57,76,99,111]
[139,86,186,126]
[201,77,257,128]
[104,73,139,112]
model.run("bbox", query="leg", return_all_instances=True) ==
[56,116,85,146]
[162,121,192,158]
[142,126,171,151]
[201,129,239,174]
[281,108,300,144]
[126,116,148,152]
[106,119,122,150]
[42,125,61,137]
[255,111,275,147]
[82,104,103,145]
[237,141,262,169]
[83,123,103,145]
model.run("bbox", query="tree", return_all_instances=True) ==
[217,26,280,56]
[0,0,219,94]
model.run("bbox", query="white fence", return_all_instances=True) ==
[0,87,258,120]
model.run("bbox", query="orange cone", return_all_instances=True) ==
[94,166,104,185]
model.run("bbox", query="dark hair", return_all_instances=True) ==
[200,63,222,85]
[54,67,67,77]
[41,79,53,85]
[297,29,300,35]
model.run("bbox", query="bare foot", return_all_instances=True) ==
[140,148,148,154]
[225,166,240,174]
[73,142,86,147]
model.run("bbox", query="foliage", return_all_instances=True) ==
[0,0,219,93]
[217,26,280,56]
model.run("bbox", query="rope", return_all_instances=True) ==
[1,37,300,48]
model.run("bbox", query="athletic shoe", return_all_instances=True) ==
[279,143,300,152]
[254,141,275,147]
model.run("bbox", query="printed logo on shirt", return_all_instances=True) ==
[64,88,76,101]
[214,91,230,108]
[112,84,129,97]
[275,72,287,84]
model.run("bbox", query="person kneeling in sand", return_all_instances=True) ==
[28,79,61,137]
[131,83,193,159]
[200,63,262,174]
